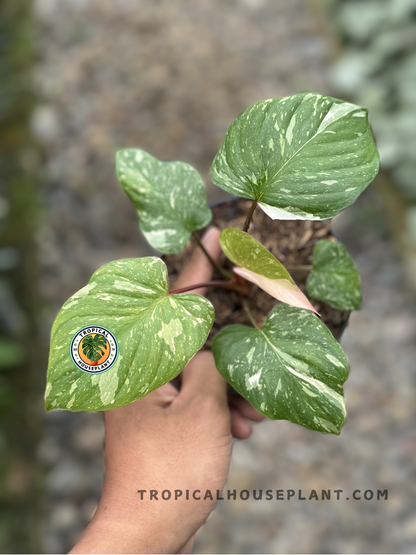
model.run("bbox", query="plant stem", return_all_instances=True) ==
[170,279,248,296]
[242,299,260,330]
[192,230,232,280]
[243,199,258,232]
[286,264,313,271]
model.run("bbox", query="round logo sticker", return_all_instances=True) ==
[70,326,119,374]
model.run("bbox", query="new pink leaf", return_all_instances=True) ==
[220,228,318,314]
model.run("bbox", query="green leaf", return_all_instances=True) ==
[211,93,380,220]
[116,149,212,254]
[220,227,317,313]
[45,257,214,412]
[307,239,361,311]
[213,305,349,435]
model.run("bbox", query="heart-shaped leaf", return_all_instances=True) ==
[220,227,317,313]
[116,149,212,254]
[213,305,349,435]
[211,93,380,220]
[307,239,361,310]
[45,257,214,412]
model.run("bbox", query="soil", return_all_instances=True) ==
[164,197,350,348]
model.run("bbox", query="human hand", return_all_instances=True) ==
[70,227,265,554]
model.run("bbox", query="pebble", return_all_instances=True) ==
[49,502,81,531]
[30,106,60,142]
[46,459,90,496]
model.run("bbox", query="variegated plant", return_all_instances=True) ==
[45,92,379,435]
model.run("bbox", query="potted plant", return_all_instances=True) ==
[45,92,379,435]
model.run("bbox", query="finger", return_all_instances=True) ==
[230,408,252,439]
[174,227,222,295]
[178,351,227,404]
[228,395,266,422]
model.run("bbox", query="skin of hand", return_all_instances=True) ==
[70,227,265,554]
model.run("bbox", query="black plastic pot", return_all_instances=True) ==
[166,197,350,393]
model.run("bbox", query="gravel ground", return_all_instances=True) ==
[31,1,416,553]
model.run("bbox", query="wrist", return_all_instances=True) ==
[70,488,183,554]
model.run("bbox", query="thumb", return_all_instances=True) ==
[174,227,222,296]
[177,351,227,405]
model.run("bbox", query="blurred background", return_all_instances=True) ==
[1,0,416,552]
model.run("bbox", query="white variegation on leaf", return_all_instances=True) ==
[220,227,317,313]
[307,239,361,311]
[45,257,214,412]
[211,93,380,220]
[213,305,349,435]
[116,149,212,254]
[257,203,321,221]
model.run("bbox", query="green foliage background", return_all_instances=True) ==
[327,0,416,200]
[0,0,43,552]
[325,0,416,280]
